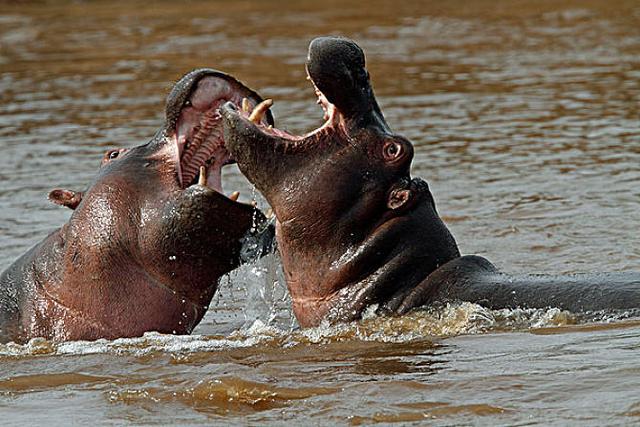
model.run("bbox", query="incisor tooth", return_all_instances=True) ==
[266,208,274,219]
[229,191,240,201]
[241,98,251,113]
[249,99,273,124]
[198,166,207,186]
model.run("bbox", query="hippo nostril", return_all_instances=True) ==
[223,101,238,112]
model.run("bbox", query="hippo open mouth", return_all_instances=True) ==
[165,69,275,198]
[221,37,392,157]
[220,68,340,150]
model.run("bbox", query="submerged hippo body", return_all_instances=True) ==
[222,37,640,327]
[0,69,274,343]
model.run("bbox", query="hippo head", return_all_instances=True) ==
[222,37,460,327]
[51,69,274,336]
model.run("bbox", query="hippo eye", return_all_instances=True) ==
[108,150,119,160]
[383,141,402,161]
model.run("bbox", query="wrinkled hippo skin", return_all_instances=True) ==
[0,69,274,343]
[222,36,640,327]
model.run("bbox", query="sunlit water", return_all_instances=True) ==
[1,1,639,425]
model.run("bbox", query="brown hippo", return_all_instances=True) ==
[222,37,640,328]
[0,69,274,343]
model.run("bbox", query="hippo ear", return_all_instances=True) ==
[387,189,411,210]
[48,189,84,210]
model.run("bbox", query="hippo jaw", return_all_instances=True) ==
[143,69,274,301]
[96,69,274,201]
[163,69,274,196]
[222,37,460,327]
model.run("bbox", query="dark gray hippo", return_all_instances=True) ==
[0,69,274,343]
[221,36,640,328]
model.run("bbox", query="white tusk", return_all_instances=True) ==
[198,166,207,186]
[249,99,273,124]
[242,98,251,113]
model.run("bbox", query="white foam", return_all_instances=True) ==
[2,301,638,359]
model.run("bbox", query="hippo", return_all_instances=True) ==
[221,36,640,328]
[0,69,274,343]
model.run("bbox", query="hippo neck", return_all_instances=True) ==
[277,194,461,327]
[37,225,209,338]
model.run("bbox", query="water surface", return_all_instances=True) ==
[1,0,639,425]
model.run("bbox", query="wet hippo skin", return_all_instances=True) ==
[222,36,640,327]
[0,69,274,343]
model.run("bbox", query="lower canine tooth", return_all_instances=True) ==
[249,99,273,124]
[198,166,207,186]
[229,191,240,201]
[242,98,251,113]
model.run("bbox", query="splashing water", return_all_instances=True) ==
[4,300,637,358]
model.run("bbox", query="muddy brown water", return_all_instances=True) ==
[1,1,639,425]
